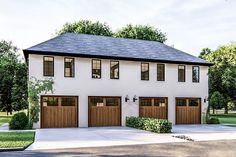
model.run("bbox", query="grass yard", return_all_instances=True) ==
[0,112,13,126]
[0,132,35,148]
[211,113,236,126]
[0,116,12,126]
[0,110,27,126]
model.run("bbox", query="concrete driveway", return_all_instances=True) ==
[27,127,184,150]
[172,124,236,141]
[27,125,236,150]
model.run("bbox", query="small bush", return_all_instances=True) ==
[9,112,28,130]
[126,116,172,133]
[206,117,220,124]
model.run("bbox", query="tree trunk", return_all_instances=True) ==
[225,105,228,114]
[213,108,215,114]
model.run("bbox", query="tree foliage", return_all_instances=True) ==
[56,20,167,43]
[28,77,54,127]
[11,63,28,111]
[210,91,225,114]
[114,24,167,43]
[199,48,211,59]
[0,40,28,114]
[56,20,113,36]
[201,43,236,113]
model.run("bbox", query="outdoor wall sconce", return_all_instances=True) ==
[125,95,130,102]
[133,95,138,102]
[204,96,208,103]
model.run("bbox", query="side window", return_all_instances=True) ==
[192,66,200,83]
[157,64,165,81]
[92,59,101,79]
[141,63,149,80]
[64,58,74,77]
[110,61,119,79]
[43,56,54,76]
[178,65,185,82]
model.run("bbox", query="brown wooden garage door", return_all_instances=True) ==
[88,96,121,127]
[176,98,201,124]
[41,96,78,128]
[139,97,168,119]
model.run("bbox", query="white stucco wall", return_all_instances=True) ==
[28,54,209,128]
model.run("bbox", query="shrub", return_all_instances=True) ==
[9,112,28,130]
[126,116,172,133]
[206,117,220,124]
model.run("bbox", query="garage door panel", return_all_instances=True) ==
[139,97,168,119]
[176,98,201,124]
[88,97,121,127]
[41,96,78,128]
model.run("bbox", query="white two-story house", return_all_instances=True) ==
[23,33,212,128]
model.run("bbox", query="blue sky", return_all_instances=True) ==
[0,0,235,57]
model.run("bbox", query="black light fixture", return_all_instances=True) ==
[204,96,208,103]
[133,95,138,102]
[125,95,130,102]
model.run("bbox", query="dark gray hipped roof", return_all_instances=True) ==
[23,33,212,66]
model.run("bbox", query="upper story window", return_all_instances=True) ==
[178,65,185,82]
[43,56,54,76]
[110,61,119,79]
[157,64,165,81]
[92,59,101,79]
[192,66,200,83]
[141,63,149,80]
[64,58,74,77]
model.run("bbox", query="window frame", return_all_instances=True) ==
[43,56,54,77]
[176,97,201,107]
[110,61,119,79]
[192,66,200,83]
[141,62,149,81]
[88,96,121,107]
[92,59,102,79]
[139,97,168,107]
[178,65,186,82]
[64,57,75,77]
[157,64,165,81]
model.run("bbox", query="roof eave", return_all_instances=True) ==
[23,50,214,66]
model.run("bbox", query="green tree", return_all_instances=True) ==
[0,40,28,115]
[0,57,16,115]
[114,24,167,43]
[56,20,113,36]
[11,62,28,111]
[199,48,211,59]
[210,91,225,114]
[201,43,236,113]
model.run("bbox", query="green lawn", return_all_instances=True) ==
[0,110,27,126]
[0,116,12,126]
[211,113,236,126]
[0,132,35,148]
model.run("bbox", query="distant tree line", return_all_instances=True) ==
[56,20,167,43]
[199,44,236,114]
